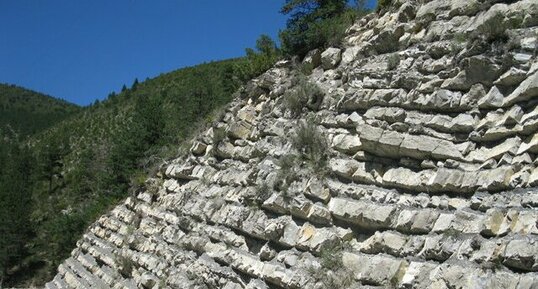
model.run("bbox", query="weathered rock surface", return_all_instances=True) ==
[47,0,538,288]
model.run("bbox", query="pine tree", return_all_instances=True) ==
[131,78,139,91]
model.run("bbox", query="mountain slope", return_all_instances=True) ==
[0,84,80,137]
[45,0,538,288]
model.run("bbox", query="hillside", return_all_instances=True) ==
[1,56,278,287]
[0,84,80,137]
[45,0,538,288]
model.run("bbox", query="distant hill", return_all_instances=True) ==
[0,84,80,137]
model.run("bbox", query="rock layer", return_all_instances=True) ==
[47,0,538,288]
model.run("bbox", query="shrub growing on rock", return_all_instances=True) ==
[386,53,401,70]
[309,243,354,288]
[292,118,329,175]
[283,75,324,117]
[275,154,300,195]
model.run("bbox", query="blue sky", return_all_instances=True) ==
[0,1,375,106]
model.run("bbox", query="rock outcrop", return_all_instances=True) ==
[46,0,538,288]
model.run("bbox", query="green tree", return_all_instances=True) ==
[235,35,281,81]
[107,94,164,194]
[279,0,357,57]
[135,94,164,147]
[281,0,346,21]
[131,78,139,91]
[38,133,69,194]
[256,34,278,56]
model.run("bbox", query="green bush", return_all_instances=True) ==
[283,76,324,117]
[292,119,329,173]
[320,244,344,269]
[255,182,272,204]
[116,254,134,278]
[283,89,307,117]
[130,170,147,189]
[234,35,281,82]
[386,53,400,70]
[309,243,354,289]
[275,154,299,195]
[453,32,467,43]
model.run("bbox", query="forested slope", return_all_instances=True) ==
[0,84,80,137]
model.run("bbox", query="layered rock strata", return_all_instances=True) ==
[47,0,538,288]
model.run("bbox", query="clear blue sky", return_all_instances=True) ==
[0,1,375,106]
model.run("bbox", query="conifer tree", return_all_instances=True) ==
[131,78,139,91]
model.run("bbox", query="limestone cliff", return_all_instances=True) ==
[46,0,538,288]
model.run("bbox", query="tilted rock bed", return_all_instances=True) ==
[47,0,538,288]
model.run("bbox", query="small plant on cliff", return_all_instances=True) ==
[275,154,300,197]
[453,32,467,44]
[320,244,344,269]
[242,182,272,208]
[386,53,400,70]
[283,88,306,118]
[125,225,135,235]
[299,62,315,75]
[292,118,329,175]
[255,181,272,204]
[283,74,324,117]
[115,254,134,278]
[130,170,148,189]
[309,243,354,288]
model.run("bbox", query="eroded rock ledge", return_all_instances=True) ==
[47,0,538,288]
